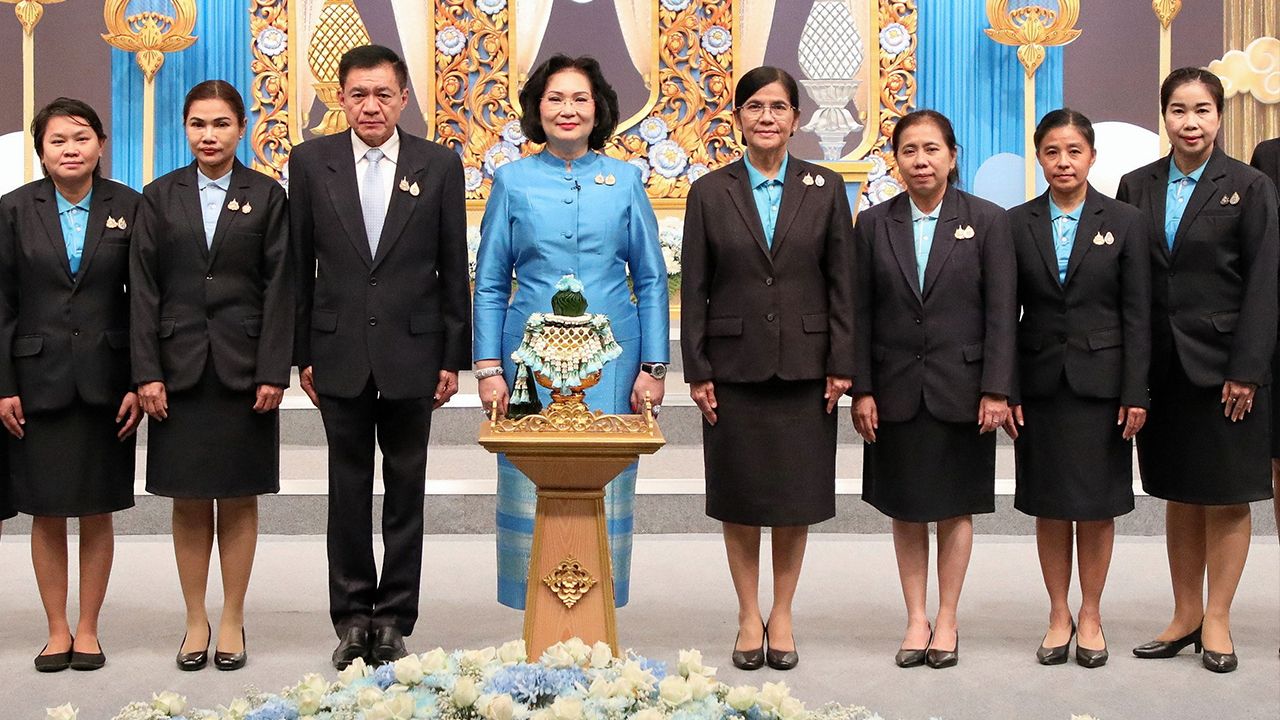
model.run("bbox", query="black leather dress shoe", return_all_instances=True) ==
[926,631,959,669]
[34,643,73,673]
[176,623,211,671]
[1133,626,1201,659]
[214,628,248,671]
[332,626,371,670]
[1075,626,1108,669]
[70,640,106,671]
[1036,622,1075,665]
[895,627,932,668]
[731,630,765,670]
[371,626,408,665]
[763,625,798,671]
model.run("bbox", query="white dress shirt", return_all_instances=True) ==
[351,128,400,218]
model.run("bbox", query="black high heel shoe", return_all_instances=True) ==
[1201,633,1237,673]
[926,630,959,669]
[1133,625,1202,659]
[731,622,765,671]
[176,623,211,671]
[1036,621,1075,666]
[1075,625,1108,668]
[34,639,73,673]
[895,624,932,668]
[764,624,799,671]
[214,627,248,671]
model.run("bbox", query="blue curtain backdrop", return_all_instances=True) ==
[918,0,1065,193]
[111,0,255,189]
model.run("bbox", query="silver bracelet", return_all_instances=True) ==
[473,366,504,380]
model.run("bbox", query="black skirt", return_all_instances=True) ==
[1271,353,1280,459]
[863,407,996,522]
[0,440,14,520]
[145,359,280,499]
[8,398,135,517]
[1137,356,1273,505]
[1014,381,1134,520]
[704,378,836,526]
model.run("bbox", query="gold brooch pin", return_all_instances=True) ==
[240,202,252,214]
[227,199,240,212]
[1230,191,1240,205]
[1104,231,1115,245]
[106,216,126,230]
[409,181,420,197]
[604,174,616,186]
[802,173,814,186]
[398,177,410,192]
[814,174,826,187]
[594,174,605,185]
[1220,195,1230,205]
[1092,232,1105,245]
[954,225,975,240]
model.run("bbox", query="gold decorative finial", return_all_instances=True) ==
[4,0,64,183]
[542,556,597,609]
[1151,0,1182,29]
[3,0,62,35]
[984,0,1081,78]
[307,0,372,135]
[101,0,198,81]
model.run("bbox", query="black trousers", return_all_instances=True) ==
[319,379,432,637]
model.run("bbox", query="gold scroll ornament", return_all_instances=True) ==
[3,0,63,183]
[101,0,197,185]
[985,0,1081,199]
[543,556,598,609]
[1152,1,1182,154]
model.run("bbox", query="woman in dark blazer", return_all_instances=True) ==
[851,109,1016,669]
[681,66,854,671]
[1117,68,1278,673]
[1005,109,1151,668]
[0,98,143,671]
[1249,136,1280,545]
[132,81,293,671]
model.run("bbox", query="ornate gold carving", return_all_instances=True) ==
[101,0,198,81]
[1151,0,1182,29]
[2,0,61,35]
[542,556,597,609]
[490,388,657,436]
[308,0,372,135]
[250,0,291,179]
[984,0,1080,78]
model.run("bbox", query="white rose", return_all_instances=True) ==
[587,676,616,699]
[676,649,705,677]
[461,647,497,671]
[757,681,790,712]
[150,692,187,716]
[551,697,584,720]
[394,653,426,685]
[618,660,656,691]
[685,672,715,700]
[421,647,450,674]
[357,687,385,710]
[45,705,77,720]
[497,640,527,664]
[484,694,516,720]
[589,641,613,668]
[657,676,692,707]
[561,637,591,664]
[630,710,666,720]
[296,689,323,716]
[338,655,370,685]
[298,672,330,696]
[220,698,253,720]
[541,643,577,668]
[381,693,416,720]
[725,686,758,712]
[778,696,806,720]
[531,710,556,720]
[452,676,481,708]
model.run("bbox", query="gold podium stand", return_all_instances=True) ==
[478,396,664,657]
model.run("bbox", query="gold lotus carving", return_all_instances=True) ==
[984,0,1081,78]
[543,556,597,609]
[101,0,198,81]
[2,0,62,34]
[1151,0,1182,29]
[249,0,291,178]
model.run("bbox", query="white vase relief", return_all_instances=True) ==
[797,0,865,160]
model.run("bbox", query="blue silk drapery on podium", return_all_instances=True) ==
[918,1,1065,192]
[110,0,255,190]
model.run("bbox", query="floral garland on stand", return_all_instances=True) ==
[509,277,623,402]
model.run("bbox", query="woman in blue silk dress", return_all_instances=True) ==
[473,55,669,609]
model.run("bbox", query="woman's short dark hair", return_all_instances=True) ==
[1034,108,1095,150]
[1160,67,1225,114]
[733,66,801,111]
[518,55,619,150]
[32,97,107,177]
[183,80,246,125]
[339,44,409,91]
[892,109,961,185]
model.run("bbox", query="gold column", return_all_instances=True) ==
[1219,0,1280,160]
[2,0,63,183]
[1152,1,1182,155]
[101,0,197,185]
[985,1,1081,200]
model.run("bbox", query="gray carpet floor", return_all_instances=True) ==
[0,534,1276,720]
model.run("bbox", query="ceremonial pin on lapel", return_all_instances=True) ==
[106,216,126,230]
[240,202,253,214]
[409,181,420,197]
[802,173,814,186]
[1092,231,1106,245]
[594,173,605,185]
[954,225,975,239]
[227,199,240,212]
[399,177,410,192]
[1230,191,1240,205]
[814,174,825,187]
[1104,231,1115,245]
[1220,195,1230,205]
[605,174,616,186]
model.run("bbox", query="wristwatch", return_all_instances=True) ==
[640,362,668,379]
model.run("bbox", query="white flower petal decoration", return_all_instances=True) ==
[702,25,732,56]
[435,26,467,57]
[483,141,522,175]
[256,27,287,58]
[880,22,912,56]
[638,116,669,144]
[501,119,527,145]
[648,139,689,179]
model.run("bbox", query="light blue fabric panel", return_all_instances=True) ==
[110,0,255,189]
[918,0,1064,193]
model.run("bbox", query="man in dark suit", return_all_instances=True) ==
[288,44,470,669]
[1251,136,1280,542]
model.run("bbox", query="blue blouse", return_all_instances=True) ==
[1165,159,1207,250]
[1049,197,1082,284]
[55,188,92,275]
[473,150,669,363]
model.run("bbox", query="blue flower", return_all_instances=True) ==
[879,22,911,55]
[464,166,484,192]
[502,119,527,145]
[661,0,693,11]
[256,27,287,58]
[476,0,507,15]
[247,699,300,720]
[648,139,689,179]
[436,26,467,56]
[555,275,585,293]
[629,158,651,184]
[372,663,397,689]
[685,163,709,183]
[639,657,667,680]
[638,116,669,144]
[701,25,732,56]
[483,141,522,175]
[483,664,587,704]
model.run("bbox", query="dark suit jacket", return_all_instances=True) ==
[680,156,855,383]
[0,177,140,411]
[1117,149,1279,388]
[1008,187,1152,407]
[851,186,1016,423]
[290,129,471,399]
[131,160,295,393]
[1250,137,1280,190]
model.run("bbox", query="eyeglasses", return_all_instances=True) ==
[738,101,795,118]
[542,96,594,110]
